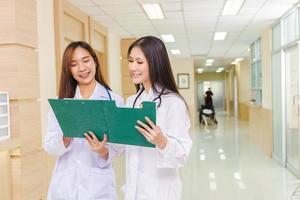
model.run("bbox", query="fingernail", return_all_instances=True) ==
[137,120,141,123]
[134,125,139,129]
[145,116,149,120]
[84,133,87,136]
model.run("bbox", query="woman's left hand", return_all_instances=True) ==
[135,116,167,150]
[84,131,109,159]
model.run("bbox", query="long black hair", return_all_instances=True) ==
[127,36,187,106]
[59,41,110,98]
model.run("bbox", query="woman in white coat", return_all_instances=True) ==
[44,41,123,200]
[124,36,193,200]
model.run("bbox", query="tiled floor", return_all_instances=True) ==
[181,112,300,200]
[114,112,300,200]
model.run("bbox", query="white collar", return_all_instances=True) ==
[74,82,111,100]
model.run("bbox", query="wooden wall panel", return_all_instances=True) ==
[0,0,37,47]
[0,45,39,99]
[238,102,249,121]
[121,39,136,98]
[11,151,44,200]
[10,101,41,154]
[54,0,89,90]
[0,151,12,200]
[249,106,273,157]
[89,17,108,83]
[63,13,85,42]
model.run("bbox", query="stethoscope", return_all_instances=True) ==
[105,87,112,100]
[132,86,164,108]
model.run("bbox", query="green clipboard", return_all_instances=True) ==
[48,99,156,148]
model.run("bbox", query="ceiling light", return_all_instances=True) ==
[222,0,245,16]
[214,32,227,40]
[206,59,214,63]
[197,68,204,73]
[233,172,241,180]
[235,57,243,62]
[231,61,238,65]
[209,182,217,190]
[220,154,226,160]
[200,154,206,161]
[209,172,216,180]
[237,181,246,190]
[218,67,224,71]
[171,49,180,55]
[161,34,175,42]
[142,3,164,19]
[206,63,212,66]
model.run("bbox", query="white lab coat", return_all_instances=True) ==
[123,87,192,200]
[44,82,124,200]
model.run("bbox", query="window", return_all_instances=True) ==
[250,39,262,105]
[0,92,10,140]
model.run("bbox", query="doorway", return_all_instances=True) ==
[285,44,300,177]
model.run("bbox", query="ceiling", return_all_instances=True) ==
[68,0,298,72]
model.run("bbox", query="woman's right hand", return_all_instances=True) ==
[63,136,72,148]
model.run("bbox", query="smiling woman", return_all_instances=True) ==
[44,41,124,200]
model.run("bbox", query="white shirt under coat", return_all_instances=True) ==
[124,87,192,200]
[44,82,124,200]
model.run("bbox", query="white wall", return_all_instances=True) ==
[108,30,122,95]
[37,0,57,139]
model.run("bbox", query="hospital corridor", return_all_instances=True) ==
[2,0,300,199]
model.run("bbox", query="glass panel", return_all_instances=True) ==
[251,63,257,88]
[285,45,300,173]
[283,11,297,45]
[256,39,261,59]
[272,23,281,50]
[0,93,7,104]
[0,116,8,126]
[257,60,262,88]
[251,43,256,62]
[272,52,283,162]
[0,127,8,138]
[0,105,7,115]
[251,89,257,104]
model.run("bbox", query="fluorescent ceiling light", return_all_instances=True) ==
[220,154,226,160]
[206,63,212,66]
[200,154,206,161]
[161,34,175,42]
[142,3,164,19]
[222,0,245,16]
[209,182,217,190]
[171,49,180,55]
[233,172,241,180]
[209,172,216,180]
[231,61,238,65]
[237,181,246,190]
[206,59,214,63]
[218,67,224,71]
[197,68,203,73]
[235,57,243,62]
[214,32,227,40]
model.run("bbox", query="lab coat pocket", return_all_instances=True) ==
[50,169,75,199]
[86,168,116,199]
[138,172,157,199]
